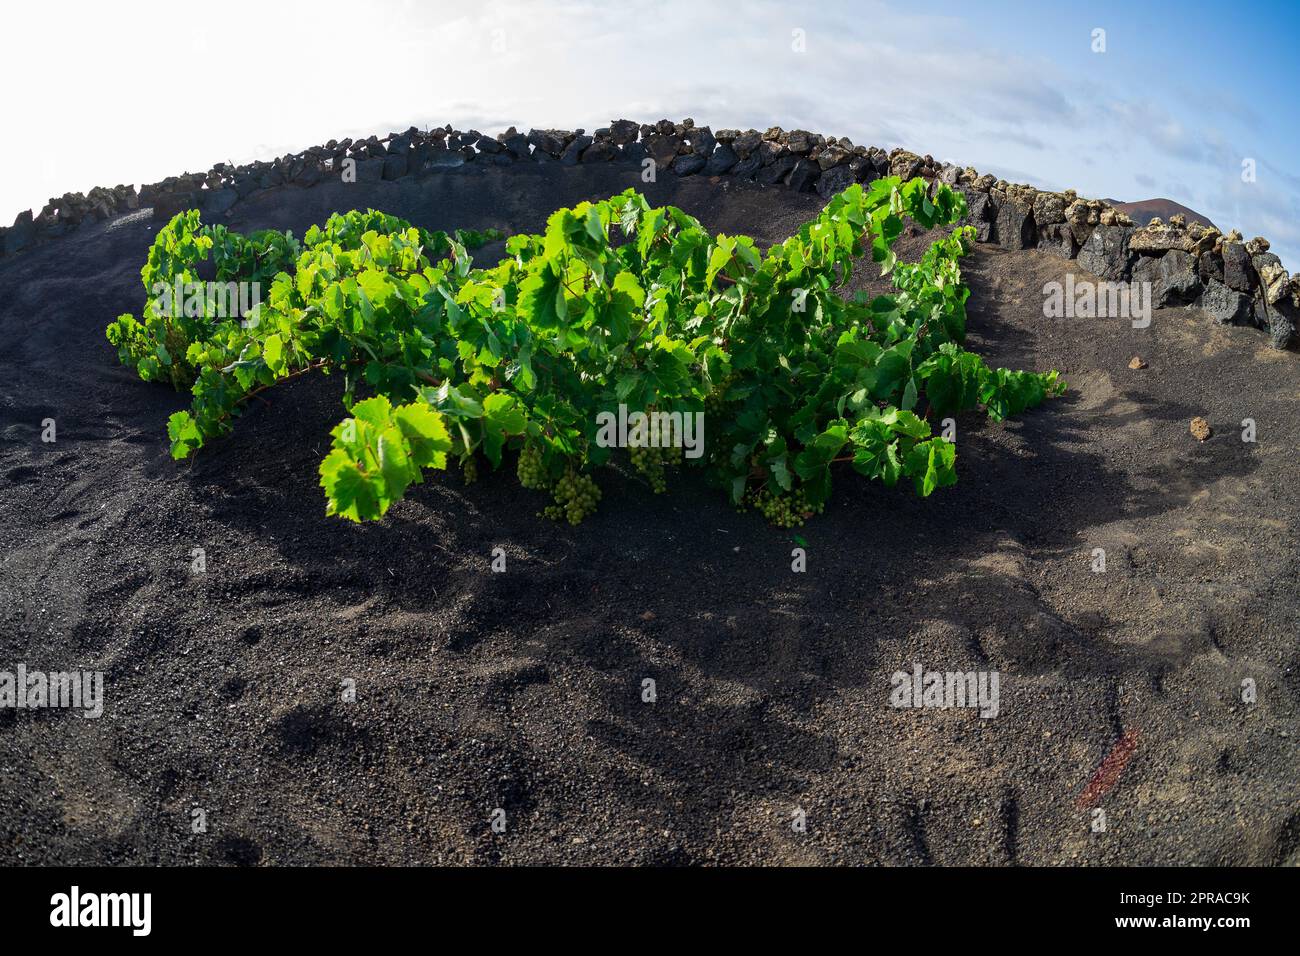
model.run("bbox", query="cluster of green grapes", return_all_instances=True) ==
[704,373,738,416]
[461,454,478,484]
[744,486,824,528]
[516,443,547,490]
[545,468,602,525]
[629,442,676,493]
[517,443,601,524]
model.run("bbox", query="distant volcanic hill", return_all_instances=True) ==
[1104,197,1217,230]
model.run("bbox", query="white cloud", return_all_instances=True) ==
[1,0,1294,267]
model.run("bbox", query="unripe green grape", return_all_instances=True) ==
[544,465,600,524]
[517,443,549,490]
[630,442,667,493]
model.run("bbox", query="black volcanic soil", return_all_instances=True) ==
[1,160,1297,866]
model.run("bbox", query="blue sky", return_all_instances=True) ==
[3,0,1298,266]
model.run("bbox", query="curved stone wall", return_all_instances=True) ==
[2,118,1294,348]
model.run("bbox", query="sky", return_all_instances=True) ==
[2,0,1298,266]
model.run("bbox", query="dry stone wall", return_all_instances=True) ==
[2,118,1294,349]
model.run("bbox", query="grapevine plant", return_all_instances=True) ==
[107,179,1063,526]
